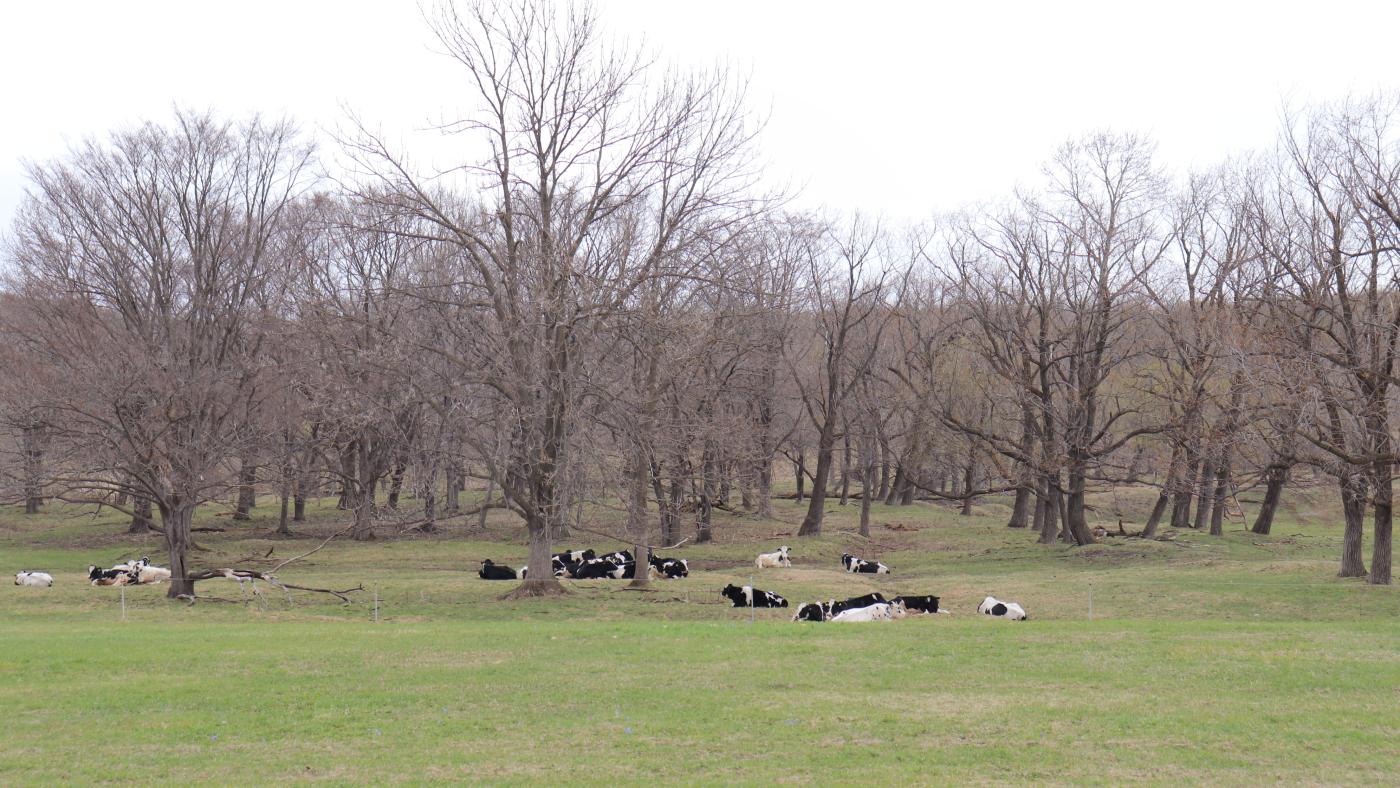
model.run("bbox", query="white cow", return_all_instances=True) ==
[755,545,792,568]
[830,600,908,623]
[977,596,1027,620]
[14,572,54,587]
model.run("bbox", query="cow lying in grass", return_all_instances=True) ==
[841,554,890,574]
[720,584,787,608]
[128,557,171,585]
[892,595,945,614]
[977,596,1027,620]
[792,592,888,622]
[478,559,519,580]
[831,599,908,623]
[88,565,135,586]
[755,545,791,568]
[648,552,688,579]
[14,572,53,587]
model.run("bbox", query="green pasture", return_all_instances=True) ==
[2,483,1398,785]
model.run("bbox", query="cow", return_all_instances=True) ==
[572,557,621,580]
[827,592,888,618]
[648,552,688,579]
[552,549,596,576]
[977,596,1027,620]
[88,565,136,586]
[755,546,792,568]
[792,592,889,622]
[720,584,787,608]
[841,554,890,574]
[478,559,519,580]
[892,595,944,614]
[791,601,832,622]
[831,600,907,623]
[14,572,53,587]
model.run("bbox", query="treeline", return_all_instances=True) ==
[2,1,1399,595]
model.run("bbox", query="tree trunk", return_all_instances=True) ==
[387,461,406,509]
[1250,464,1288,535]
[1171,454,1199,529]
[1193,460,1216,530]
[128,495,153,535]
[960,452,977,516]
[1208,458,1231,537]
[793,453,806,506]
[234,457,256,521]
[163,500,197,599]
[1339,474,1368,578]
[859,432,874,539]
[1039,477,1060,545]
[839,431,851,506]
[277,492,291,535]
[22,425,45,514]
[878,441,890,501]
[884,464,904,506]
[1141,492,1168,539]
[1008,486,1031,528]
[1370,463,1393,585]
[697,442,716,544]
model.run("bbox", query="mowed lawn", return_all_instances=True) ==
[2,485,1399,786]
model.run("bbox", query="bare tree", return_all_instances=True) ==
[343,0,767,596]
[4,109,315,597]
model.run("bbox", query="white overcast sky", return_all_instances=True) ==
[2,0,1397,232]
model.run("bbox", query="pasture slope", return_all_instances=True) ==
[1,483,1397,786]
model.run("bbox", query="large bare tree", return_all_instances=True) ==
[343,0,768,596]
[3,110,315,597]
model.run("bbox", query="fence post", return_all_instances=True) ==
[1088,583,1093,621]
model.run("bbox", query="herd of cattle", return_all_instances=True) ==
[478,549,689,581]
[479,545,1028,622]
[12,557,173,588]
[16,546,1028,622]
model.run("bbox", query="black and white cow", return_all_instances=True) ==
[14,571,53,587]
[552,549,596,576]
[892,595,943,614]
[831,599,907,622]
[648,552,688,579]
[841,554,890,574]
[827,592,888,618]
[791,601,831,621]
[755,545,791,568]
[571,557,620,580]
[720,584,787,608]
[977,596,1027,620]
[88,565,135,586]
[478,559,519,580]
[793,592,890,622]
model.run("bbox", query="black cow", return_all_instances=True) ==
[478,559,518,580]
[893,595,942,614]
[841,554,891,574]
[720,584,787,608]
[572,558,620,580]
[791,601,831,622]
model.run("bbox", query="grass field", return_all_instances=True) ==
[3,483,1398,786]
